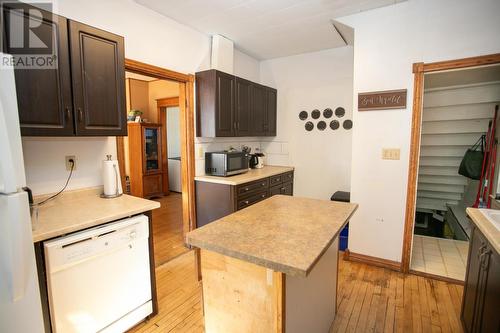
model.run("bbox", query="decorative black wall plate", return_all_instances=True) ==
[330,120,340,130]
[311,109,320,119]
[317,121,326,131]
[343,119,353,130]
[335,107,345,118]
[323,108,333,118]
[305,121,314,131]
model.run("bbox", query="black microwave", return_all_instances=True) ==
[205,151,249,176]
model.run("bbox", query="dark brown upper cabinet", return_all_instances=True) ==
[196,69,277,137]
[234,77,252,136]
[1,3,74,136]
[69,21,126,136]
[1,3,126,136]
[266,87,277,136]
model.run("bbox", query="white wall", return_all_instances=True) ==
[22,0,211,195]
[260,47,354,200]
[339,0,500,262]
[234,49,261,82]
[22,137,116,195]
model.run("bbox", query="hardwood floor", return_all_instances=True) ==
[152,193,189,266]
[129,250,464,333]
[128,251,204,333]
[331,255,464,333]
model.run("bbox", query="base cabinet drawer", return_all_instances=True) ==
[270,182,293,197]
[237,178,269,197]
[237,190,268,210]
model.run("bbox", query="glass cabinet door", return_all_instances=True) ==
[144,127,160,172]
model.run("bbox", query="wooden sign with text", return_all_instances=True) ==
[358,89,407,111]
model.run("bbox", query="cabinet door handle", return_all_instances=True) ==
[244,200,249,205]
[261,194,266,198]
[78,108,83,123]
[480,250,492,271]
[244,187,249,191]
[65,107,71,120]
[477,245,487,259]
[261,182,266,186]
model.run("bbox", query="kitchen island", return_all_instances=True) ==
[186,195,357,333]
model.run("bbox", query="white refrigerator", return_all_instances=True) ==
[0,53,45,332]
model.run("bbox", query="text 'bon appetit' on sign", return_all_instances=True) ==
[358,89,407,111]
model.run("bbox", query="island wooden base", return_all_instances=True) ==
[200,238,339,333]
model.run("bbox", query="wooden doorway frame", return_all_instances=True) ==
[117,59,197,239]
[401,53,500,273]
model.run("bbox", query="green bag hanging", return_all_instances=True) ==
[458,135,485,180]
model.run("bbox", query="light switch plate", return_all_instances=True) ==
[382,148,400,160]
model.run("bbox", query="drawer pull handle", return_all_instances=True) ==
[245,187,249,191]
[281,187,285,191]
[261,194,266,198]
[261,182,266,186]
[244,200,249,205]
[275,178,280,181]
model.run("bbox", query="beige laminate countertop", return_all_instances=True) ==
[186,195,358,277]
[194,165,294,185]
[466,208,500,254]
[31,187,160,242]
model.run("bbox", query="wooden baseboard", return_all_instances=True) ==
[409,269,464,285]
[345,250,402,272]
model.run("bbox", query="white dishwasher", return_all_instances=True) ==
[44,215,152,333]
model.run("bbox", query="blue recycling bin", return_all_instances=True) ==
[331,191,350,251]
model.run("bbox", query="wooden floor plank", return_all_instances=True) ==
[410,274,423,333]
[383,271,397,333]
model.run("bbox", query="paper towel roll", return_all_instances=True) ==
[102,156,123,197]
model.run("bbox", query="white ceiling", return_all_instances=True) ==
[424,64,500,89]
[134,0,405,60]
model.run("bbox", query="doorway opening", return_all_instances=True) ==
[411,65,500,280]
[402,54,500,281]
[117,60,196,267]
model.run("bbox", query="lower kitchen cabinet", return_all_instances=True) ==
[195,171,294,228]
[461,225,500,333]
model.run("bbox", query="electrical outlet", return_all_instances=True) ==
[376,217,384,223]
[197,147,204,158]
[65,155,76,171]
[382,148,400,160]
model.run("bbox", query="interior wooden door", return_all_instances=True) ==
[1,2,73,136]
[69,20,127,136]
